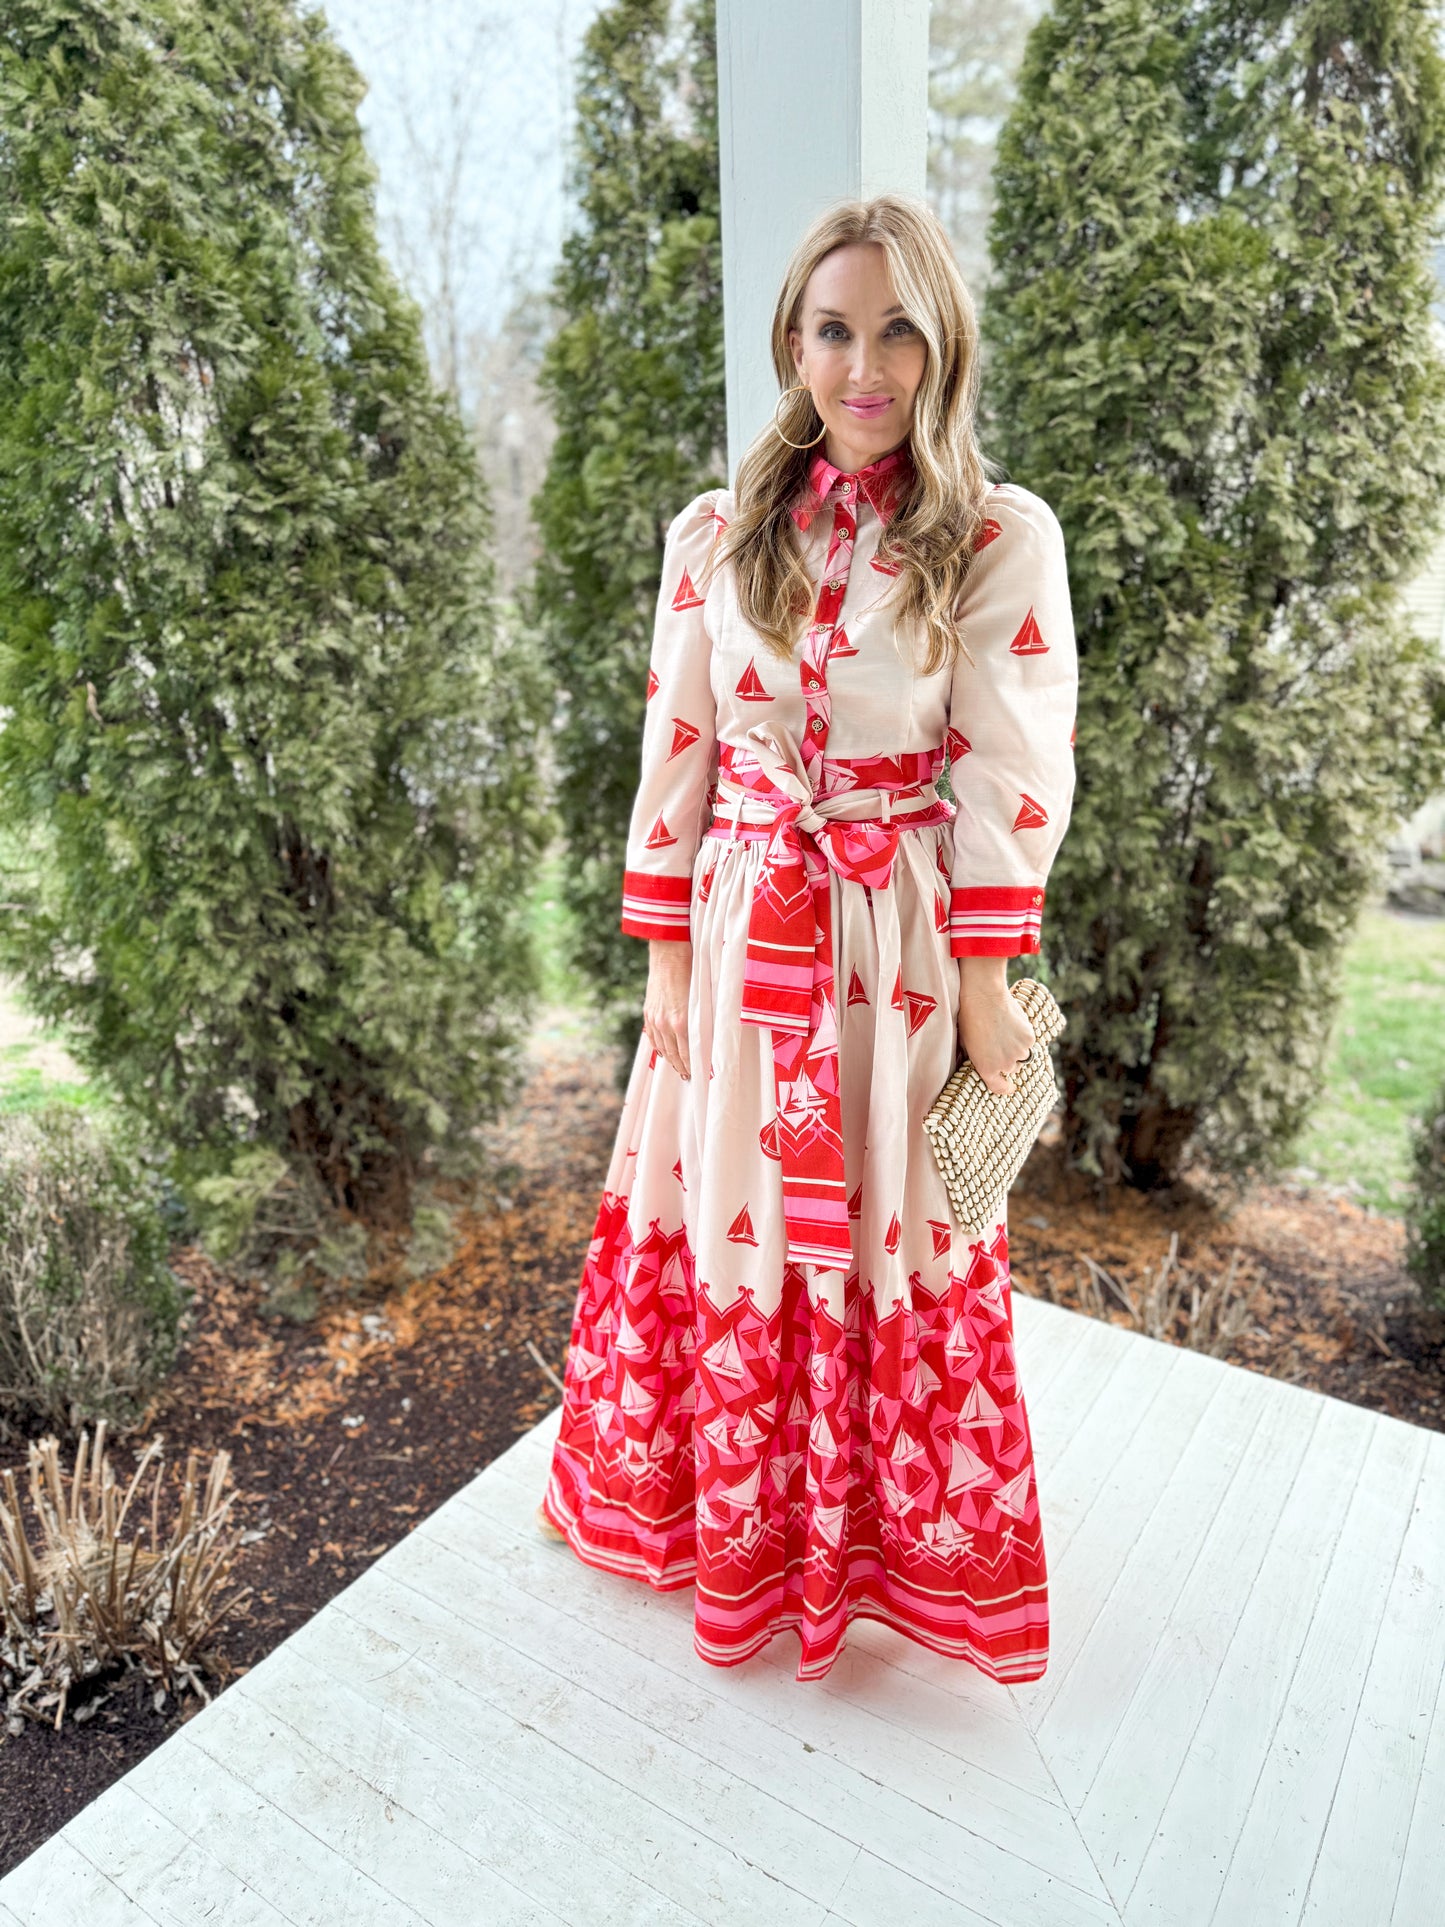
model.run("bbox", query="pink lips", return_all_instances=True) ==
[842,397,892,416]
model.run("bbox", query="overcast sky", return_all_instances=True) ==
[316,0,606,339]
[313,0,1445,371]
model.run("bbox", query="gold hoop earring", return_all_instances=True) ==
[772,382,827,449]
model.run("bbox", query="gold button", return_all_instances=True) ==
[807,678,820,690]
[811,717,824,732]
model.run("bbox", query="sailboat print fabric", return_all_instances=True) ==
[542,445,1078,1682]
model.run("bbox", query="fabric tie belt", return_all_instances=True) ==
[704,722,954,1270]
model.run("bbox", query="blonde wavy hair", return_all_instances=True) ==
[698,193,1003,677]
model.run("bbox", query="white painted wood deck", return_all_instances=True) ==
[2,1294,1442,1926]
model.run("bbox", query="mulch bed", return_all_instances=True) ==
[2,1012,1441,1874]
[1009,1128,1445,1425]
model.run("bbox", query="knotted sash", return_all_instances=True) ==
[709,723,952,1269]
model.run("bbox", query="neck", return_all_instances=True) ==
[818,434,908,478]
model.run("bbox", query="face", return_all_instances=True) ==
[787,241,927,476]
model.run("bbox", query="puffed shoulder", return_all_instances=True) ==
[983,482,1066,552]
[665,486,727,547]
[953,482,1071,644]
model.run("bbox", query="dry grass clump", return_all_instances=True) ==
[0,1419,253,1732]
[0,1106,186,1434]
[1036,1229,1261,1356]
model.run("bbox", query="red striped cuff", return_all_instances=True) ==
[621,870,693,942]
[949,885,1045,957]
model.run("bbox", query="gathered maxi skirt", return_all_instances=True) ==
[541,800,1050,1684]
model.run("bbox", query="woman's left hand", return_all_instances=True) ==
[957,960,1036,1097]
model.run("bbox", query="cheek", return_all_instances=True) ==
[898,349,927,402]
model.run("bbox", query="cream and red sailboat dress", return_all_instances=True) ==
[541,445,1078,1683]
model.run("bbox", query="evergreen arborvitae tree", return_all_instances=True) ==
[0,0,553,1228]
[982,0,1445,1192]
[528,0,725,1058]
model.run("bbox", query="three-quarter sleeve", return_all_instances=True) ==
[945,485,1078,958]
[619,489,722,942]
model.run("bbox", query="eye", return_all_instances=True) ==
[818,319,917,342]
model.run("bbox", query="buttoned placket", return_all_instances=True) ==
[799,476,857,782]
[710,451,925,1271]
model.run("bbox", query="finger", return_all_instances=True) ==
[647,1022,672,1074]
[666,1025,690,1080]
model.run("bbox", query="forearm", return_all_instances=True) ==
[958,952,1009,991]
[649,935,692,987]
[957,952,1011,1044]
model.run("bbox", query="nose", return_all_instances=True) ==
[849,334,884,388]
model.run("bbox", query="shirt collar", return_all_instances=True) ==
[789,442,914,533]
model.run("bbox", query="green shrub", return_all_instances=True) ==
[184,1138,458,1305]
[0,0,554,1235]
[0,1106,186,1433]
[983,0,1445,1192]
[528,0,725,1059]
[1403,1078,1445,1310]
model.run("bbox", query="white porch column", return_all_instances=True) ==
[714,0,931,483]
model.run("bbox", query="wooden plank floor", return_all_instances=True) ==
[3,1294,1442,1926]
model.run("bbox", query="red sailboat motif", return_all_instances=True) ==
[903,989,936,1036]
[735,659,774,701]
[1009,607,1049,655]
[672,568,704,611]
[726,1203,758,1246]
[667,716,700,758]
[1012,792,1049,832]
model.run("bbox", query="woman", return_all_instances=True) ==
[538,192,1077,1685]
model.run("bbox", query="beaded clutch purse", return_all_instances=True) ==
[922,977,1068,1237]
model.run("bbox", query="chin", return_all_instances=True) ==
[831,414,894,440]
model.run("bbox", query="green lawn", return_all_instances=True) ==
[1,885,1440,1215]
[0,1043,98,1117]
[527,838,596,1015]
[519,838,612,1054]
[1287,903,1445,1213]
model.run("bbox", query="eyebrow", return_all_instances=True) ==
[812,305,907,320]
